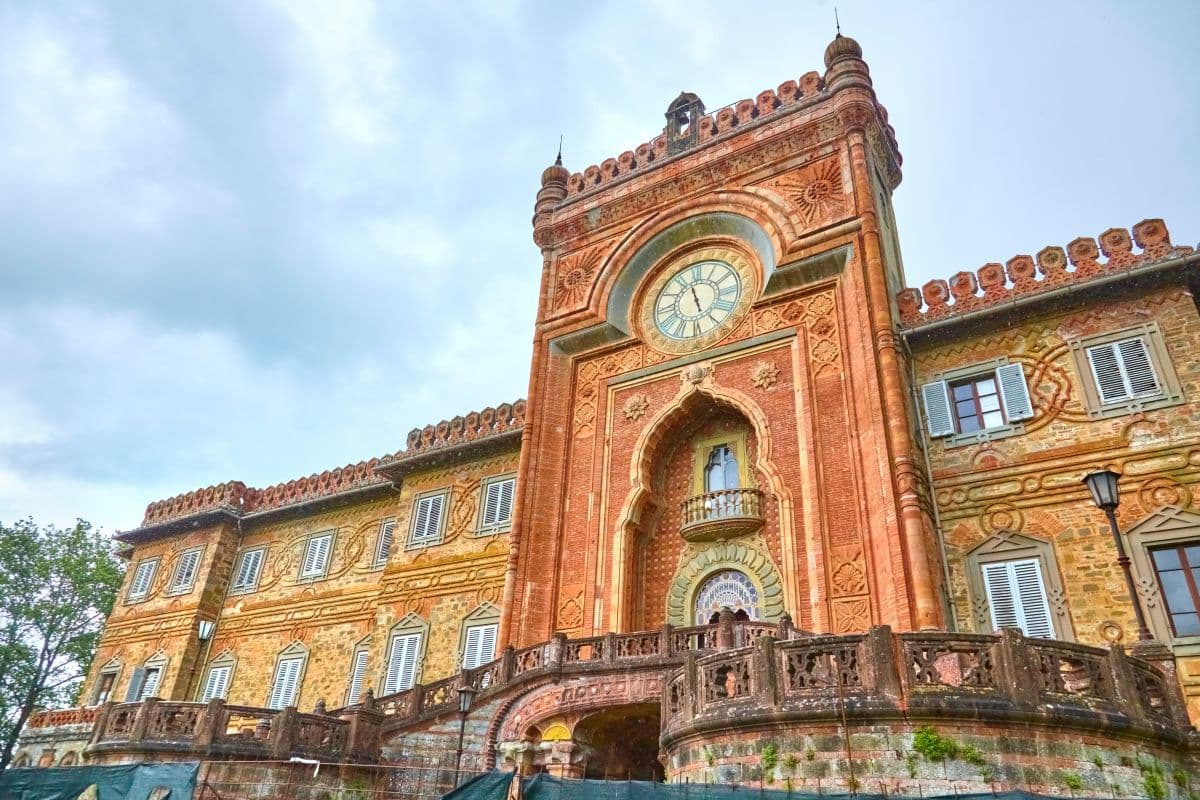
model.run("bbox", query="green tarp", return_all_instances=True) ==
[448,773,1072,800]
[0,761,198,800]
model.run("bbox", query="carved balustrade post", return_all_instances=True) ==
[860,625,901,702]
[777,613,795,642]
[500,645,516,683]
[342,704,384,761]
[270,707,298,759]
[991,628,1040,706]
[549,633,567,673]
[754,635,779,706]
[1105,645,1149,725]
[603,632,617,663]
[681,651,698,721]
[195,698,225,749]
[1131,641,1193,728]
[411,685,425,717]
[716,607,736,650]
[129,698,157,744]
[89,701,115,746]
[660,624,674,658]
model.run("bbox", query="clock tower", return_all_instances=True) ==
[501,34,943,646]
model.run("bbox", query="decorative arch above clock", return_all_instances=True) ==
[604,211,776,337]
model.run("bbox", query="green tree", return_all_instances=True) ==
[0,519,123,771]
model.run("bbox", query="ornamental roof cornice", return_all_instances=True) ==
[125,399,526,539]
[896,218,1197,334]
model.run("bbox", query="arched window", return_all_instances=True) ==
[267,642,308,710]
[693,570,761,624]
[199,651,237,702]
[383,614,428,695]
[58,751,78,767]
[704,445,739,492]
[126,653,168,701]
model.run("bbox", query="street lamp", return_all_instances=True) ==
[454,685,479,787]
[1082,469,1154,641]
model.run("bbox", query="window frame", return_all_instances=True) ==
[1149,544,1200,638]
[382,614,428,694]
[476,475,516,535]
[198,651,237,703]
[165,546,205,597]
[458,603,501,669]
[1126,506,1200,653]
[90,660,122,706]
[965,531,1073,640]
[924,358,1032,447]
[229,546,267,595]
[125,557,160,604]
[373,518,397,568]
[691,432,751,495]
[266,643,309,710]
[1068,322,1183,419]
[407,489,449,549]
[297,530,335,581]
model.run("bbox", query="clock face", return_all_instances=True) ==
[653,260,742,341]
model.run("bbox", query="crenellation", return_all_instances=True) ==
[897,218,1196,327]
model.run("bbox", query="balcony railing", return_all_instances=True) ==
[680,488,764,541]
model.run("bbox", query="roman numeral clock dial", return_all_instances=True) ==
[654,261,741,340]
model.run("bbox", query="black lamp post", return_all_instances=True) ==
[1082,469,1154,642]
[454,685,479,787]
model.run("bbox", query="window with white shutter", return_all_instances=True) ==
[299,532,334,579]
[408,493,447,546]
[139,667,162,700]
[231,547,265,593]
[1087,337,1161,404]
[126,558,159,602]
[981,558,1055,638]
[479,478,515,533]
[201,664,232,702]
[374,519,396,567]
[268,656,304,709]
[168,548,203,594]
[923,361,1034,444]
[462,623,498,669]
[383,632,422,694]
[346,647,370,705]
[1071,324,1182,419]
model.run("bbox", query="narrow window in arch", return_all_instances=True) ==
[704,444,739,492]
[694,570,761,625]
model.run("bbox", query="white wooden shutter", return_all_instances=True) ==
[170,550,201,592]
[496,480,514,525]
[139,668,162,700]
[982,559,1054,639]
[268,657,303,709]
[347,649,370,705]
[375,519,396,565]
[384,633,421,694]
[463,623,498,669]
[995,363,1034,422]
[411,496,444,542]
[921,381,955,437]
[233,548,264,590]
[1087,337,1159,405]
[128,561,156,599]
[482,484,502,527]
[124,667,146,701]
[300,534,332,578]
[1116,338,1159,397]
[201,665,232,701]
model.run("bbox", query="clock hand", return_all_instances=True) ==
[690,286,703,313]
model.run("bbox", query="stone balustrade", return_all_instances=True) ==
[26,707,100,729]
[662,625,1195,744]
[680,488,765,542]
[83,697,378,764]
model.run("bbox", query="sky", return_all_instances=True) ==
[1,0,1197,534]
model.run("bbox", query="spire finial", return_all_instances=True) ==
[555,135,563,166]
[835,7,841,36]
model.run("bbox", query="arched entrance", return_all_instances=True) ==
[694,569,761,624]
[573,704,663,781]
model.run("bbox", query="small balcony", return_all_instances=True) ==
[680,488,764,542]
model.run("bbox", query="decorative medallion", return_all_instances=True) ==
[622,394,650,421]
[1097,620,1124,644]
[751,361,780,390]
[637,246,758,356]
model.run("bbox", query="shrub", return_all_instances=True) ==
[1062,773,1083,792]
[912,726,958,762]
[760,743,778,773]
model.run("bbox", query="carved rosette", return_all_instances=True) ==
[759,155,848,229]
[751,361,780,390]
